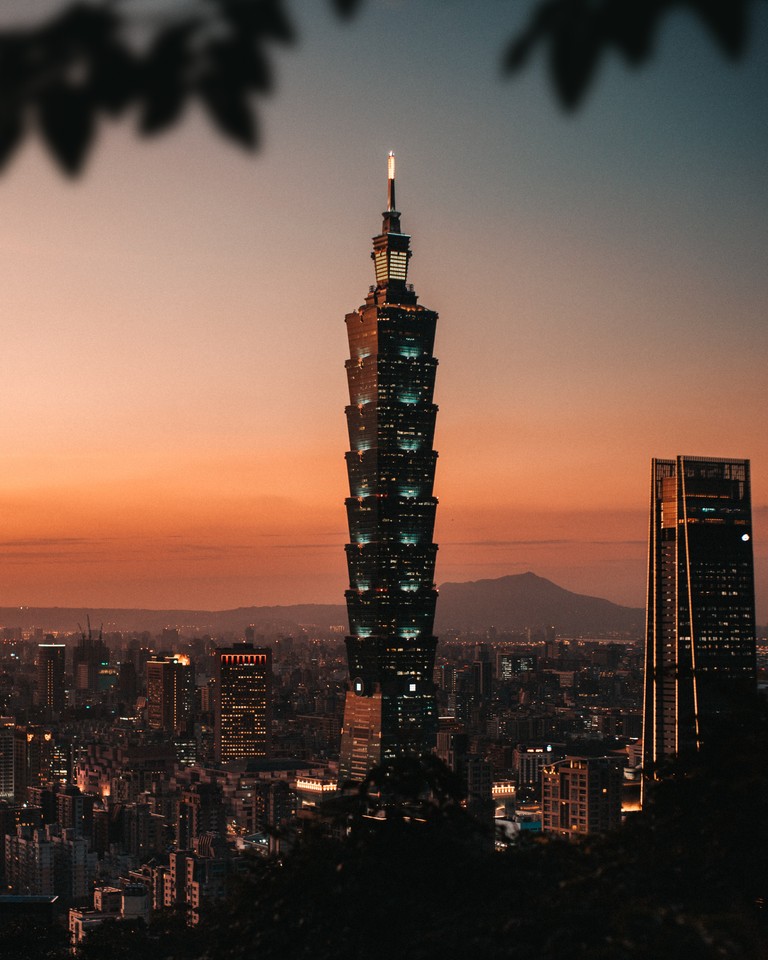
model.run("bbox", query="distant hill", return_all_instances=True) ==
[0,573,643,638]
[435,572,643,636]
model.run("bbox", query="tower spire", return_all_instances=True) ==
[382,150,401,235]
[387,150,396,212]
[374,152,410,290]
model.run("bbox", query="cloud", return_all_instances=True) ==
[0,537,97,548]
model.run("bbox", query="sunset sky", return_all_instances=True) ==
[1,1,767,617]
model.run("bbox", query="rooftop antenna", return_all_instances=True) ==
[387,150,396,212]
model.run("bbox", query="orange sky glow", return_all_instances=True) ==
[1,2,767,619]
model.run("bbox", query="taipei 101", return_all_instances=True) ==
[0,3,765,958]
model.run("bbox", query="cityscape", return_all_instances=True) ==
[1,3,767,959]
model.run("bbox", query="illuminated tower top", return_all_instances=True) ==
[372,151,412,296]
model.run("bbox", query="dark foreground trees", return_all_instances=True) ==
[203,748,766,960]
[0,0,758,174]
[7,710,768,960]
[72,715,768,960]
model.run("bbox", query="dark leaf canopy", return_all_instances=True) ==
[0,0,755,174]
[504,0,752,109]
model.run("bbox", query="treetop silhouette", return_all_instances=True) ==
[0,0,755,174]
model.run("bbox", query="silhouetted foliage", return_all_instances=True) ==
[3,733,766,960]
[338,752,469,825]
[504,0,753,108]
[0,917,68,960]
[0,0,295,174]
[76,910,199,960]
[200,740,767,960]
[0,0,756,175]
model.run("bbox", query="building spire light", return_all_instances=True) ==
[387,151,396,212]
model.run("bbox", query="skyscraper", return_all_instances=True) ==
[0,717,14,801]
[37,643,66,717]
[339,155,440,782]
[72,618,108,698]
[146,655,195,734]
[214,644,272,762]
[642,456,757,773]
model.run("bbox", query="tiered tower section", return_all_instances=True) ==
[339,155,439,782]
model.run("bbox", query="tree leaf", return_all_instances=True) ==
[92,42,140,116]
[198,72,257,147]
[688,0,749,58]
[603,0,661,64]
[38,83,94,174]
[139,24,194,135]
[0,106,23,171]
[220,0,296,45]
[502,4,554,74]
[548,5,603,110]
[206,37,272,94]
[330,0,364,19]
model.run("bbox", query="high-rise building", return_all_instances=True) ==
[36,643,65,717]
[541,756,623,839]
[642,456,757,773]
[72,618,108,698]
[339,155,440,782]
[0,717,14,801]
[146,655,195,734]
[214,644,272,762]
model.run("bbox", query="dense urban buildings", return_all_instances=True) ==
[0,602,713,941]
[214,644,272,762]
[339,155,441,782]
[642,456,757,773]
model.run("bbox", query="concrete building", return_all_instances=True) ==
[541,756,622,839]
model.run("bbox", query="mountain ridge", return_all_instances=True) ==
[0,572,643,637]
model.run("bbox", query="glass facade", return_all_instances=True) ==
[339,160,439,782]
[642,456,757,772]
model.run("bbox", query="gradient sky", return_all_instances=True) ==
[1,1,767,617]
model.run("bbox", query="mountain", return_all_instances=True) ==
[0,574,643,638]
[434,572,643,636]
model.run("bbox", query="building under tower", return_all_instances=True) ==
[642,455,757,776]
[339,155,440,783]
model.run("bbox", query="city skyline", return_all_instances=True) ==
[1,2,767,617]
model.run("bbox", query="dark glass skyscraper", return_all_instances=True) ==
[339,155,439,782]
[642,456,757,773]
